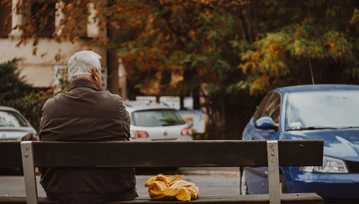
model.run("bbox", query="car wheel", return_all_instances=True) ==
[280,174,288,193]
[240,169,248,195]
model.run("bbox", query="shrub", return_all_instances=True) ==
[0,59,52,132]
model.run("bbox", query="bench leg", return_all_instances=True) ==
[21,141,38,204]
[267,140,280,204]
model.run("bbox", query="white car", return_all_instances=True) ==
[124,101,193,141]
[0,106,38,142]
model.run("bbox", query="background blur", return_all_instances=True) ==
[1,0,359,139]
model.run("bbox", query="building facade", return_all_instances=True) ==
[0,0,127,96]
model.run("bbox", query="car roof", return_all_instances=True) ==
[274,84,359,94]
[0,106,20,112]
[124,101,176,112]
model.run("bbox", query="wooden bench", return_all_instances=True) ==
[0,140,324,204]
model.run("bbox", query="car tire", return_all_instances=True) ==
[240,168,248,195]
[280,173,288,193]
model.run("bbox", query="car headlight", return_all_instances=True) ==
[299,156,348,173]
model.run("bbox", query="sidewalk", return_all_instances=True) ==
[179,167,240,176]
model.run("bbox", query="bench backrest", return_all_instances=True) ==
[14,140,324,204]
[26,140,323,167]
[0,142,22,168]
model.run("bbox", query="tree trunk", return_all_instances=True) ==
[106,50,120,94]
[193,85,200,109]
[180,95,185,109]
[106,18,120,94]
[220,96,227,139]
[105,0,120,95]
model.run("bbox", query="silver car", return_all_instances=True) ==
[0,106,38,142]
[124,101,193,141]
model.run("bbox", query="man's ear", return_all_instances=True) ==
[92,69,98,81]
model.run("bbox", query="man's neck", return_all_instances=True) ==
[70,79,102,91]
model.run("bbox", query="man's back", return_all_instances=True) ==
[39,80,137,204]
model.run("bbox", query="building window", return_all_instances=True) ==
[0,3,11,37]
[30,1,55,37]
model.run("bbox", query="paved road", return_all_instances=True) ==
[0,167,241,198]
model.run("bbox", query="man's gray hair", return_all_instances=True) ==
[68,50,102,82]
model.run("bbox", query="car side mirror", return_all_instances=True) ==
[254,116,279,131]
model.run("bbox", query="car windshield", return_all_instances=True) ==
[0,110,28,128]
[285,90,359,130]
[132,109,185,127]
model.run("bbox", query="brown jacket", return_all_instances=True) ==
[39,80,137,204]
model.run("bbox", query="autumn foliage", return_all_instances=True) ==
[2,0,359,138]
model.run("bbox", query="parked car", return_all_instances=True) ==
[0,106,38,142]
[124,101,193,141]
[242,84,359,203]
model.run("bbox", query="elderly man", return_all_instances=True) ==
[39,50,137,204]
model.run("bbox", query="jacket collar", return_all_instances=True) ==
[67,80,101,92]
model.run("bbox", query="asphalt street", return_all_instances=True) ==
[0,167,240,198]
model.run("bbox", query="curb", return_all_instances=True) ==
[179,168,240,176]
[181,170,240,176]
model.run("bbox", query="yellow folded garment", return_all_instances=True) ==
[144,174,199,201]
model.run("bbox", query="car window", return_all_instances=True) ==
[0,110,28,127]
[263,92,281,123]
[286,90,359,129]
[252,92,273,121]
[132,109,185,127]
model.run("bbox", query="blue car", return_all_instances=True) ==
[242,84,359,203]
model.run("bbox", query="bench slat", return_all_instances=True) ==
[0,194,323,204]
[0,142,22,168]
[31,140,323,167]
